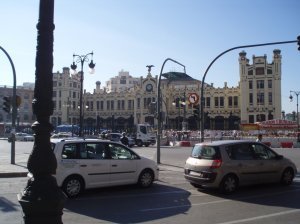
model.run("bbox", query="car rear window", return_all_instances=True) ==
[191,145,220,159]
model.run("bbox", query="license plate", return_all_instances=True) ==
[189,171,202,177]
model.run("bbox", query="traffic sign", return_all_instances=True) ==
[188,93,199,105]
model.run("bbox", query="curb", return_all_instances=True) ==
[0,172,28,178]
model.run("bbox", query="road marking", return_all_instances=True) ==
[216,209,300,224]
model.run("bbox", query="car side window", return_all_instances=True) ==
[227,144,255,160]
[107,143,134,160]
[61,143,78,159]
[251,143,276,160]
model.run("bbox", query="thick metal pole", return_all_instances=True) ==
[200,40,298,142]
[297,94,299,142]
[18,1,66,223]
[0,46,17,164]
[79,63,84,137]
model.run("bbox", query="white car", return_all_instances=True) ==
[108,133,135,147]
[50,138,159,197]
[15,133,34,141]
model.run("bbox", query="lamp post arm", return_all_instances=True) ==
[0,46,17,164]
[157,58,186,164]
[200,40,298,142]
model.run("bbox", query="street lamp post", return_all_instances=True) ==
[157,58,186,164]
[71,52,95,137]
[18,1,66,223]
[289,91,300,142]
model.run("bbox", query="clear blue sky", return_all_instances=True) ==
[0,0,299,113]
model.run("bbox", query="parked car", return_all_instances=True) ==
[108,133,135,147]
[15,132,34,141]
[184,140,297,194]
[48,138,159,197]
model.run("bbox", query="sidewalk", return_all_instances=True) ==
[0,150,28,178]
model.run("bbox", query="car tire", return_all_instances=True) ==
[137,140,143,147]
[138,169,154,188]
[280,168,294,185]
[145,143,150,147]
[62,175,84,198]
[219,174,238,194]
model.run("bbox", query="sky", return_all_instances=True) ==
[0,0,299,113]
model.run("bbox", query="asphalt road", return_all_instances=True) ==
[1,142,300,223]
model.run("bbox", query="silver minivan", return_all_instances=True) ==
[184,140,297,194]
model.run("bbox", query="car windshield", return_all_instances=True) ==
[191,145,220,159]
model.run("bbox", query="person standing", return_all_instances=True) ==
[256,134,263,142]
[120,132,129,146]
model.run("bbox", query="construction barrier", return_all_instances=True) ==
[179,141,191,147]
[280,142,293,148]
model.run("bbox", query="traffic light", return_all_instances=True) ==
[297,36,300,51]
[193,104,200,120]
[3,96,11,113]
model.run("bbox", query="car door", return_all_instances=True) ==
[228,143,260,185]
[58,142,110,188]
[106,142,138,185]
[251,143,283,183]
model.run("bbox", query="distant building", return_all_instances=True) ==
[0,50,283,133]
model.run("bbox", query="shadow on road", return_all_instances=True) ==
[64,183,191,223]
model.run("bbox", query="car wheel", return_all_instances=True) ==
[137,140,143,147]
[62,176,84,198]
[219,174,238,194]
[138,169,154,188]
[281,168,294,185]
[145,143,150,147]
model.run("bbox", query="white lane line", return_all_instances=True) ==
[216,209,300,224]
[141,187,300,212]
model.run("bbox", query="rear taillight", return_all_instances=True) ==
[210,159,222,168]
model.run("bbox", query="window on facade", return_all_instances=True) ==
[268,92,272,105]
[117,100,121,110]
[249,93,253,104]
[121,100,125,110]
[268,80,272,88]
[234,96,238,107]
[248,70,253,75]
[73,101,76,109]
[59,101,61,109]
[267,69,272,74]
[97,101,99,110]
[249,115,254,123]
[59,82,62,86]
[220,97,224,107]
[107,101,110,110]
[100,101,103,110]
[52,91,57,98]
[214,97,219,107]
[206,97,210,108]
[111,101,114,110]
[228,96,232,107]
[24,114,29,121]
[256,67,264,75]
[257,80,264,89]
[120,78,126,84]
[249,81,253,89]
[73,82,77,88]
[90,102,93,111]
[128,100,132,110]
[137,98,140,108]
[59,91,61,98]
[257,93,264,105]
[73,92,76,98]
[53,81,57,87]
